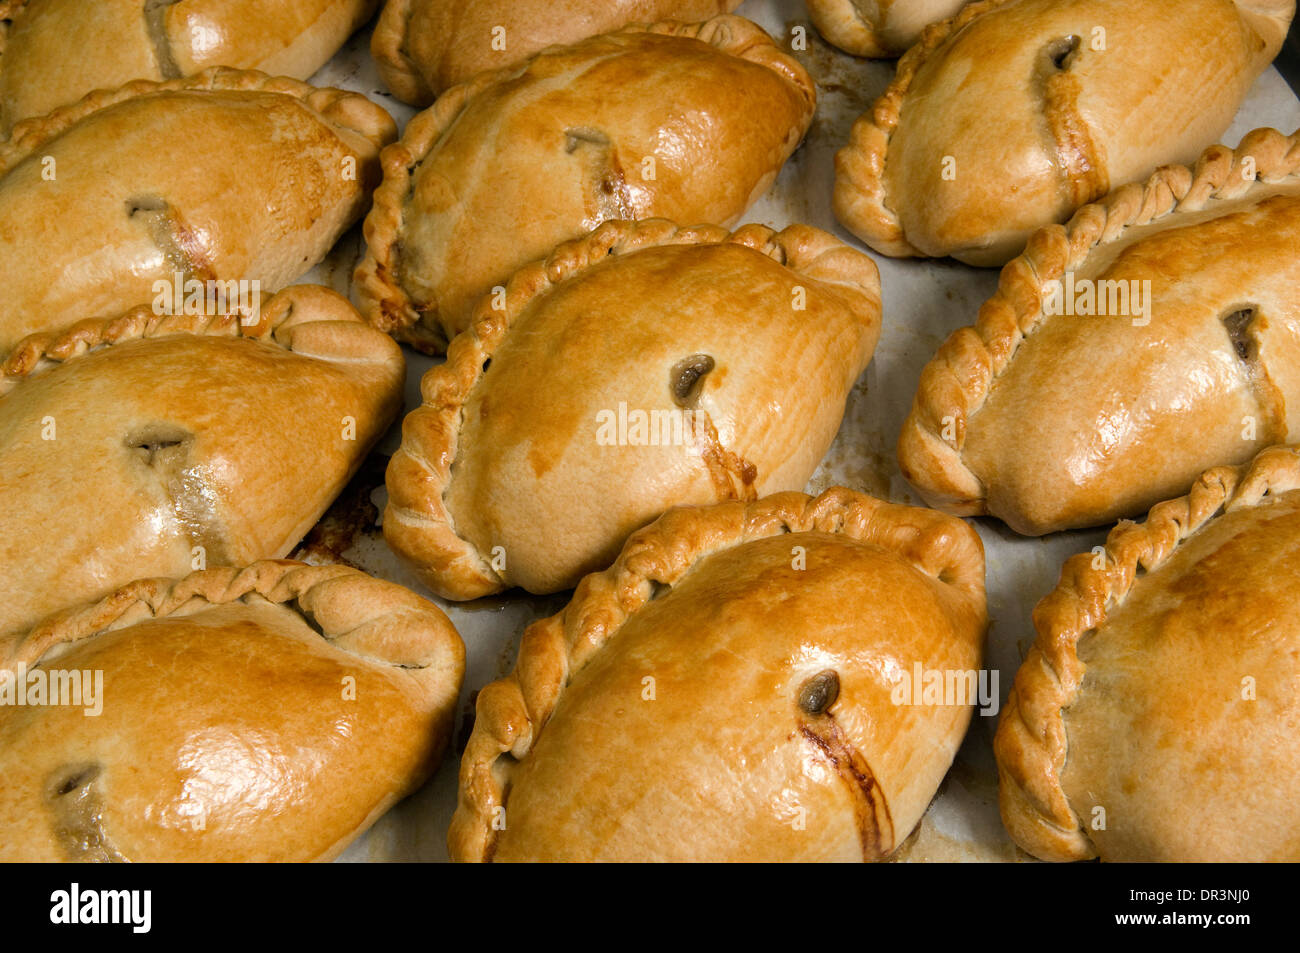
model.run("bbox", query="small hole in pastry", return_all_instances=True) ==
[798,670,840,715]
[125,425,191,466]
[47,763,124,862]
[125,194,168,217]
[1221,307,1259,362]
[1046,35,1081,71]
[648,580,671,600]
[50,763,101,799]
[670,354,715,407]
[564,127,611,154]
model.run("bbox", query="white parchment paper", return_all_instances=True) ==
[297,1,1300,862]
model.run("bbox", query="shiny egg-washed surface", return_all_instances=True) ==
[4,1,1287,861]
[300,0,1300,863]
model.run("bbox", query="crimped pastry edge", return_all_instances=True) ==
[446,486,987,862]
[896,127,1300,520]
[370,0,428,106]
[0,558,465,686]
[832,0,1015,256]
[381,216,883,602]
[354,14,818,351]
[806,0,896,57]
[0,284,403,397]
[993,444,1300,862]
[0,65,396,165]
[807,0,961,58]
[369,0,752,105]
[0,557,466,861]
[831,0,1292,259]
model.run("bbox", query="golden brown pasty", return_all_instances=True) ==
[0,1,380,130]
[356,16,817,352]
[898,127,1300,536]
[834,0,1292,265]
[0,67,396,351]
[996,445,1300,862]
[807,0,968,57]
[0,559,465,862]
[0,285,404,635]
[448,488,988,862]
[371,0,743,105]
[383,219,881,600]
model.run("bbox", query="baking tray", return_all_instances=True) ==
[286,0,1300,862]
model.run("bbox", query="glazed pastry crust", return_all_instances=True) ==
[0,66,393,163]
[448,487,986,862]
[0,66,396,350]
[0,559,464,862]
[806,0,968,57]
[0,0,380,129]
[994,445,1300,862]
[833,0,1293,265]
[382,218,881,600]
[833,0,1010,260]
[0,283,396,388]
[371,0,741,105]
[356,15,816,351]
[0,285,404,634]
[897,127,1300,531]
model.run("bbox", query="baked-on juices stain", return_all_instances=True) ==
[797,714,895,861]
[291,452,389,568]
[48,763,127,862]
[664,351,759,499]
[1038,34,1109,207]
[566,128,638,229]
[692,411,759,501]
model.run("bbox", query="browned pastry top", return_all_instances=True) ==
[0,285,404,634]
[382,218,880,600]
[834,0,1292,265]
[371,0,741,104]
[0,560,464,862]
[899,127,1300,535]
[449,488,987,862]
[356,16,816,351]
[996,445,1300,862]
[0,1,380,129]
[806,0,969,57]
[0,67,396,350]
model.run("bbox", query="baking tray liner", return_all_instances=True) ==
[283,1,1300,862]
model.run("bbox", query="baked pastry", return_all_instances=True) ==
[449,488,987,862]
[807,0,968,57]
[0,0,380,129]
[384,219,881,600]
[372,0,742,105]
[834,0,1293,265]
[0,559,465,862]
[996,445,1300,862]
[356,16,817,352]
[0,67,396,351]
[0,285,404,635]
[897,127,1300,536]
